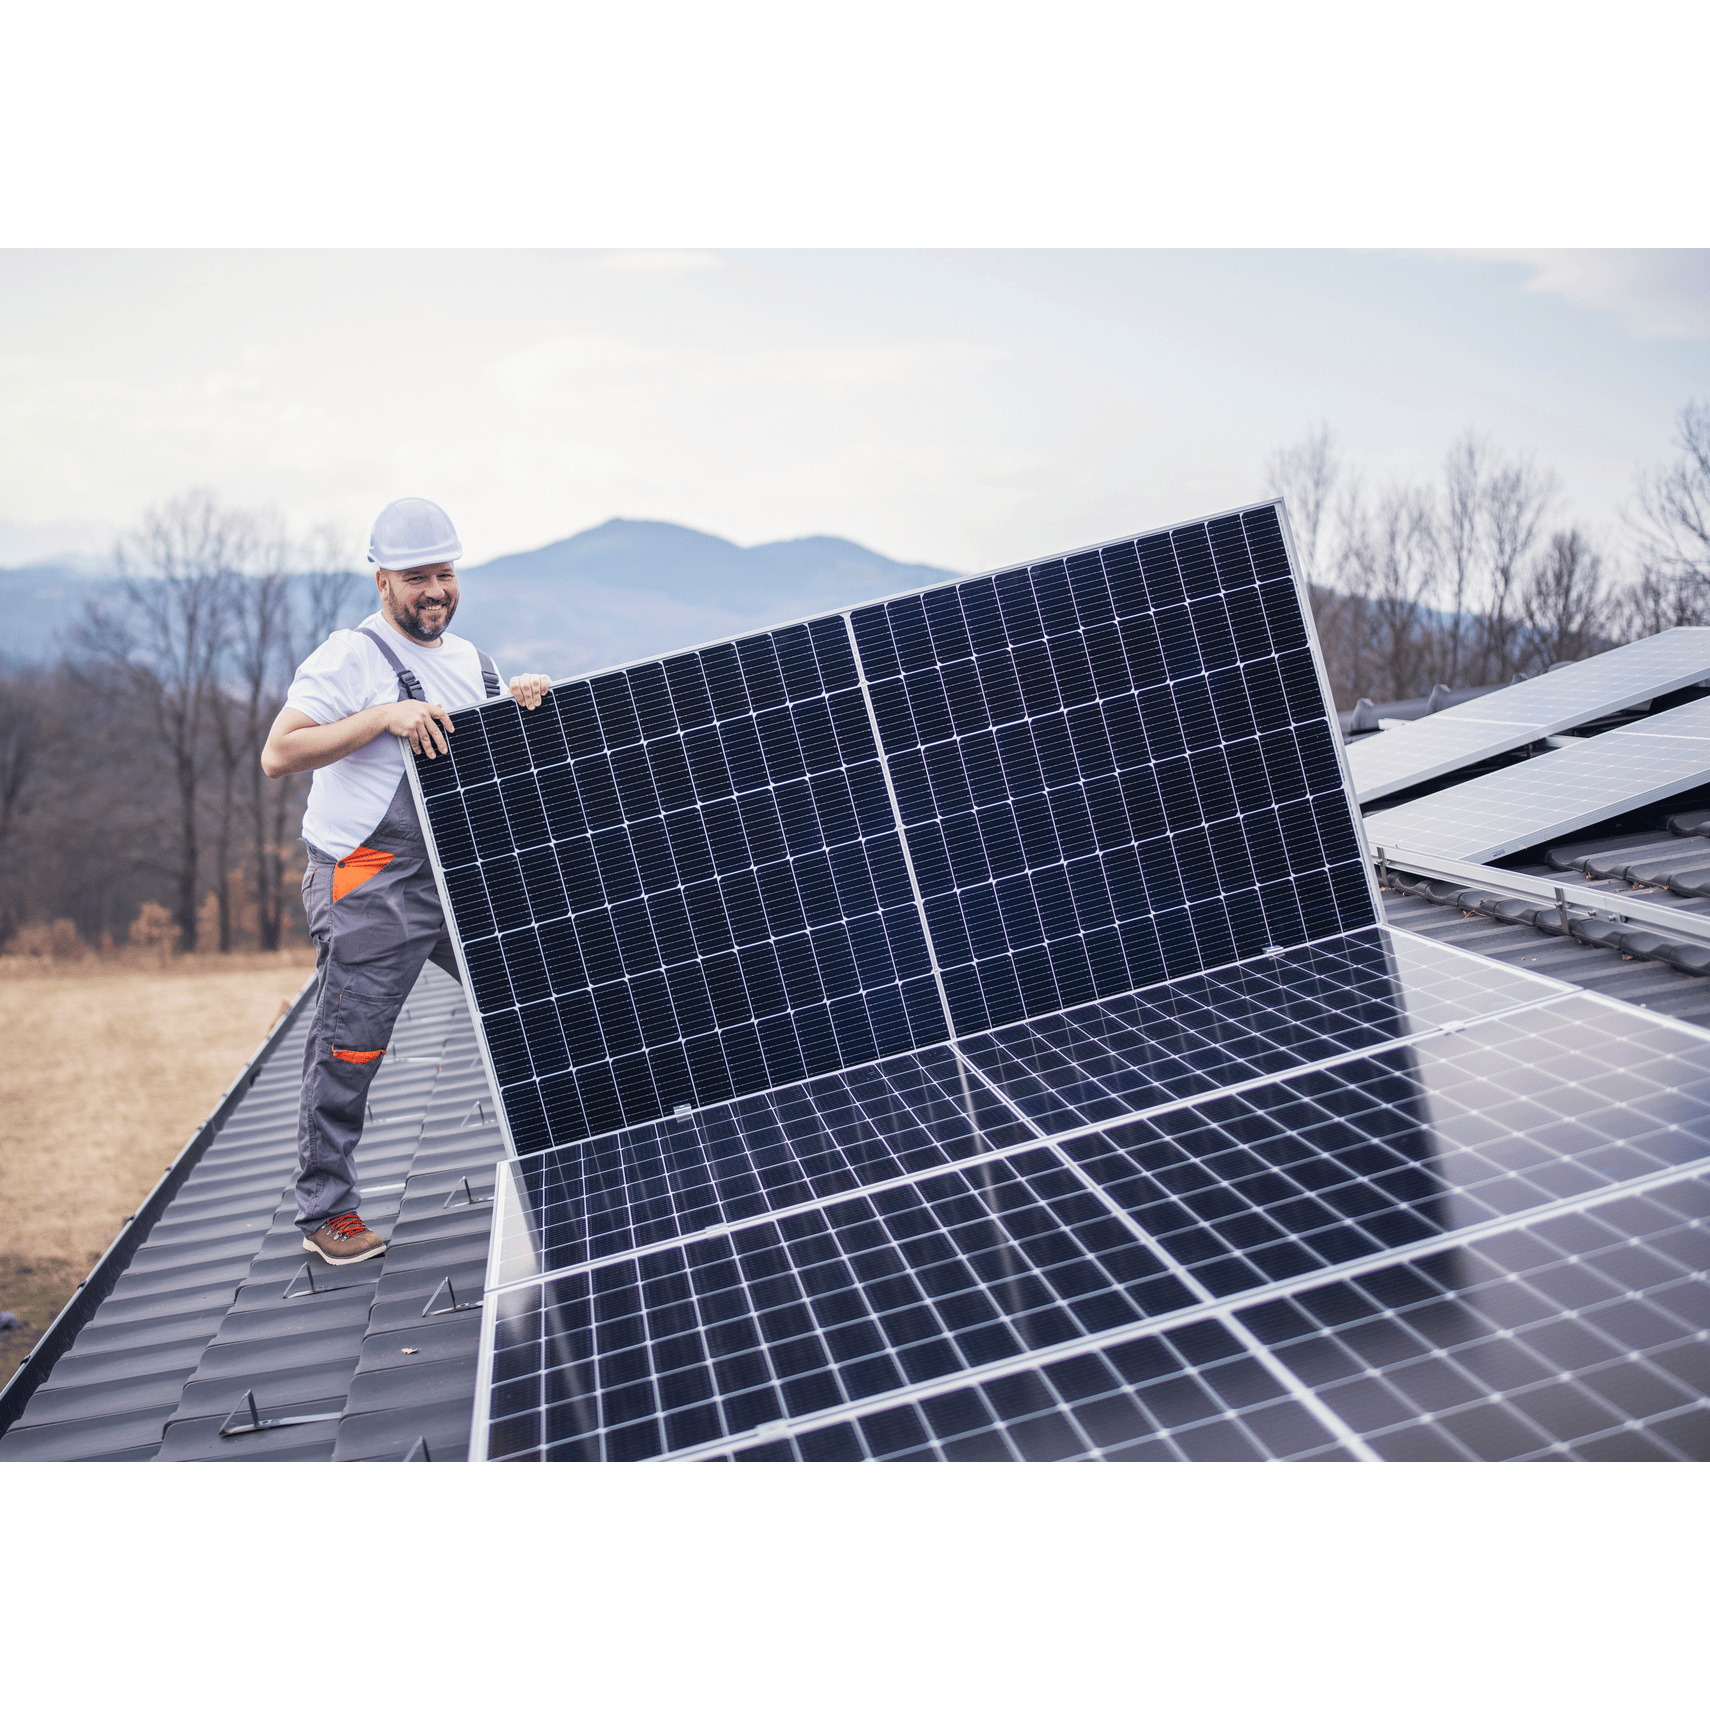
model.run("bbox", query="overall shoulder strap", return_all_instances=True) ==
[476,649,502,699]
[351,625,425,702]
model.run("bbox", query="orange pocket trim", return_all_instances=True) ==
[331,1047,386,1064]
[332,844,395,902]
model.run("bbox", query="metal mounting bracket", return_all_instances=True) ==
[218,1389,343,1438]
[284,1262,367,1300]
[443,1175,494,1208]
[423,1276,483,1317]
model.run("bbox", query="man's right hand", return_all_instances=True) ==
[384,699,456,758]
[263,701,458,778]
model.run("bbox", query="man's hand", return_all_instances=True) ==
[383,699,456,758]
[508,674,553,710]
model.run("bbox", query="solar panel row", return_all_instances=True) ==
[1364,693,1710,862]
[476,953,1710,1460]
[486,926,1558,1285]
[703,1171,1710,1462]
[397,499,1710,1460]
[1347,625,1710,804]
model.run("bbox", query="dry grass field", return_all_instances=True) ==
[0,950,316,1380]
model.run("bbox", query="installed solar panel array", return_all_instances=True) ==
[1347,625,1710,805]
[1365,694,1710,862]
[405,502,1710,1461]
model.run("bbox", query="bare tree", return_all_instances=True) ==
[0,673,42,864]
[229,524,308,952]
[1265,422,1339,583]
[217,519,366,953]
[1614,560,1710,641]
[75,493,247,951]
[1630,400,1710,582]
[0,671,45,944]
[1441,434,1487,686]
[1475,455,1556,682]
[1623,400,1710,636]
[1520,528,1611,670]
[1337,485,1441,702]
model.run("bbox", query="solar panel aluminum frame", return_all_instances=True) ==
[1271,498,1384,913]
[399,496,1384,1171]
[1373,844,1710,949]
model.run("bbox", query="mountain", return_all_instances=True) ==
[0,520,962,678]
[454,519,960,678]
[0,564,106,671]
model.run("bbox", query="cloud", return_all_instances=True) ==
[590,250,723,272]
[1470,249,1710,341]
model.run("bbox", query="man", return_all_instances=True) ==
[261,497,551,1267]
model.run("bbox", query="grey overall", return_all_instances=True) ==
[293,630,501,1233]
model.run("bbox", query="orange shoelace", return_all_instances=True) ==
[323,1211,370,1240]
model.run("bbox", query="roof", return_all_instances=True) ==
[0,964,500,1462]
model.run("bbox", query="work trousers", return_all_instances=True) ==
[294,776,462,1231]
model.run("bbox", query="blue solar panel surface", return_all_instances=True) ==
[413,504,1372,1151]
[401,501,1710,1460]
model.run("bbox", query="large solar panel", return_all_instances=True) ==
[410,504,1373,1151]
[1348,627,1710,805]
[1364,695,1710,862]
[400,501,1710,1460]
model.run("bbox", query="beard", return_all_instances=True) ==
[386,584,458,643]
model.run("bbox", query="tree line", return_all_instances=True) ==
[0,493,369,956]
[3,404,1708,956]
[1268,400,1710,708]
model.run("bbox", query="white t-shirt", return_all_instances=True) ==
[286,612,492,858]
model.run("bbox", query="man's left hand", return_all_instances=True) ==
[507,674,553,710]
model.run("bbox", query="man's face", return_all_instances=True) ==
[379,562,459,643]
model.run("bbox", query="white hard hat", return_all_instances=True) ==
[368,497,463,571]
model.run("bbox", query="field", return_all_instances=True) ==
[0,950,317,1381]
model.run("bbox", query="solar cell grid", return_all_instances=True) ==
[1064,992,1710,1298]
[486,925,1567,1288]
[477,977,1710,1458]
[416,614,951,1148]
[491,1045,1031,1284]
[704,1172,1710,1461]
[711,1318,1350,1463]
[1236,1175,1710,1461]
[956,925,1563,1136]
[852,507,1375,1036]
[484,1149,1202,1461]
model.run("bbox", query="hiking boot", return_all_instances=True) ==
[303,1211,386,1266]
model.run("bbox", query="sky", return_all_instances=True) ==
[2,247,1705,579]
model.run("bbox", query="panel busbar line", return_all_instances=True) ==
[405,503,1379,1159]
[1346,626,1710,806]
